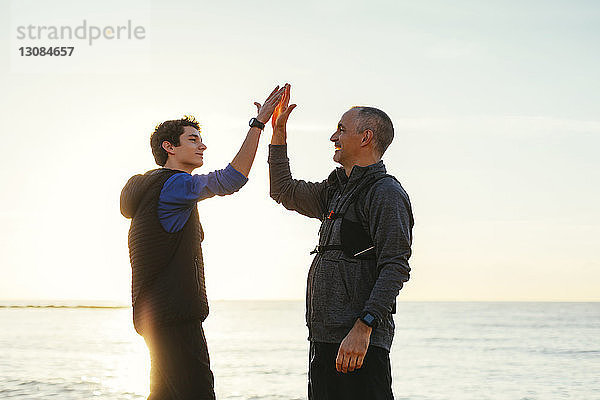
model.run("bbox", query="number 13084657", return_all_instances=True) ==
[19,47,74,56]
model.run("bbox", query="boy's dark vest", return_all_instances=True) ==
[127,168,208,335]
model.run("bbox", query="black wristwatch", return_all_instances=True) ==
[360,311,379,329]
[249,117,265,130]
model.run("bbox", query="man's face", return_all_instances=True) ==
[330,109,363,167]
[167,126,207,169]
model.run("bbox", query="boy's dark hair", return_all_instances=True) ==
[150,115,200,166]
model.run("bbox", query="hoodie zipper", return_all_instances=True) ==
[193,256,201,292]
[308,190,345,324]
[308,171,377,324]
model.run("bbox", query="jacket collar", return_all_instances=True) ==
[327,160,387,189]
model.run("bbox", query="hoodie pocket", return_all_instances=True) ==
[340,252,377,306]
[310,255,360,327]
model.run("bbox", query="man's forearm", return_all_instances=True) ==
[271,128,286,145]
[268,144,328,219]
[363,263,409,320]
[230,127,262,177]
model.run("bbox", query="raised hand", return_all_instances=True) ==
[230,85,286,177]
[271,83,296,131]
[254,85,286,124]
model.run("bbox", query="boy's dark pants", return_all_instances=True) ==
[308,341,394,400]
[143,320,215,400]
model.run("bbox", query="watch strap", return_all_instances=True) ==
[249,117,265,130]
[360,311,379,329]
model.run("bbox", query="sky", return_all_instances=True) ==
[0,0,598,303]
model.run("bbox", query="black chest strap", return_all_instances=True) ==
[310,244,343,255]
[314,174,398,258]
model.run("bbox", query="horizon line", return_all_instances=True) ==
[1,299,598,309]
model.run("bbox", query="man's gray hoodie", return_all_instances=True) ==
[268,145,413,351]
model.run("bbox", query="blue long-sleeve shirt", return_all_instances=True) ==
[158,164,248,232]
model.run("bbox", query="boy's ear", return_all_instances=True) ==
[162,141,175,155]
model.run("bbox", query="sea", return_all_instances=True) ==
[0,301,598,400]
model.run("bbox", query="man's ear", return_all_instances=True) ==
[360,129,374,147]
[162,140,175,155]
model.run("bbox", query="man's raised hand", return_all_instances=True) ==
[270,84,296,145]
[272,83,296,131]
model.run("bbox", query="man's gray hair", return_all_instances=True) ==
[353,106,394,156]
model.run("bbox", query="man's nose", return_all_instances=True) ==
[330,132,338,142]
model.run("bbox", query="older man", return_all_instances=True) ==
[268,86,414,400]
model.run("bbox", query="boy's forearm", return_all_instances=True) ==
[230,127,262,177]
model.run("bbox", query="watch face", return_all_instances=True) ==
[364,314,375,325]
[249,118,263,128]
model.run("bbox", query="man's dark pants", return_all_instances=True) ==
[308,342,394,400]
[143,320,215,400]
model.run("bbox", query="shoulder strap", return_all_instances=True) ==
[355,174,398,214]
[343,174,396,216]
[313,174,396,256]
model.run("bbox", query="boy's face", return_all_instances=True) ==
[164,126,207,169]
